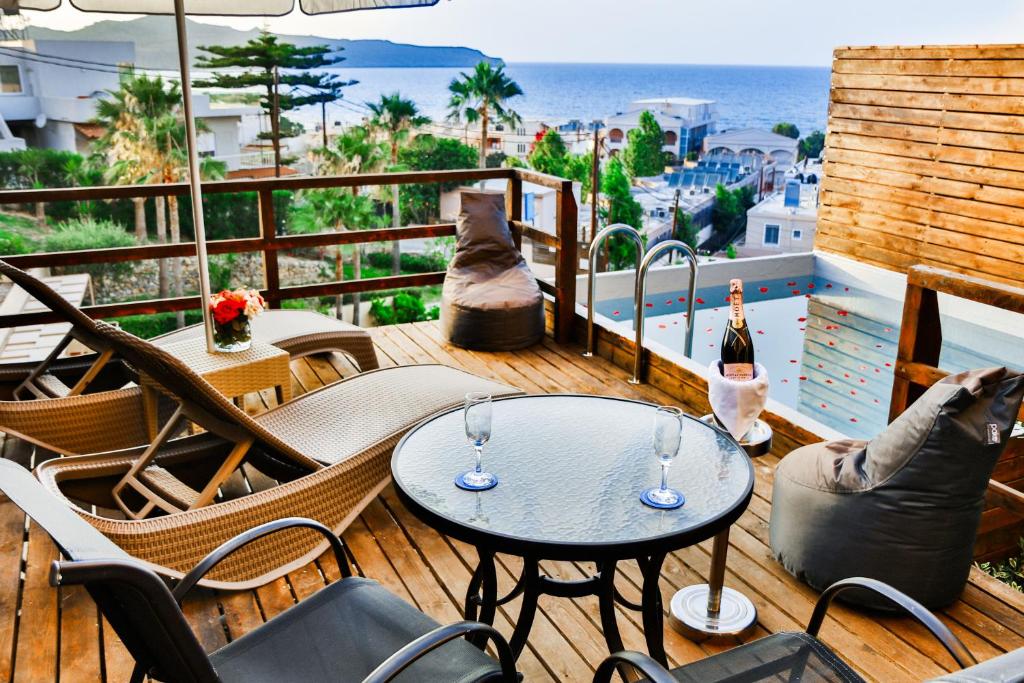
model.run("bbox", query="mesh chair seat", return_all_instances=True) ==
[210,577,504,683]
[666,632,864,683]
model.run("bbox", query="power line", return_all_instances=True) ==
[0,44,168,73]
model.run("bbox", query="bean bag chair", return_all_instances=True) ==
[770,367,1024,608]
[440,190,545,351]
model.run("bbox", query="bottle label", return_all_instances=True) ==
[723,363,754,382]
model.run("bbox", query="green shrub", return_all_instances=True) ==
[109,310,204,339]
[0,228,31,256]
[978,537,1024,592]
[370,290,439,326]
[365,250,447,274]
[42,218,136,279]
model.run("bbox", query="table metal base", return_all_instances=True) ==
[464,550,669,666]
[670,528,758,642]
[670,584,757,640]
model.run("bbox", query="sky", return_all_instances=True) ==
[21,0,1024,67]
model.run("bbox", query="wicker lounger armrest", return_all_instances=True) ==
[364,621,518,683]
[171,517,351,602]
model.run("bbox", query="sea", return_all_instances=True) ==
[300,62,832,137]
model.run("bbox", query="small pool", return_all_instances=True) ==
[590,255,1023,439]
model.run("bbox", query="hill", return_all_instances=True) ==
[28,16,501,69]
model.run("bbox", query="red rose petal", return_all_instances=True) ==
[756,330,765,335]
[874,368,881,373]
[787,281,796,287]
[759,287,768,293]
[657,323,667,329]
[612,310,620,316]
[825,283,833,288]
[826,379,833,384]
[799,327,805,331]
[792,289,801,295]
[696,298,705,304]
[821,403,828,409]
[782,378,789,383]
[817,363,824,369]
[844,287,850,292]
[850,418,858,423]
[807,283,815,289]
[850,390,857,395]
[859,378,866,384]
[844,373,850,378]
[789,359,798,363]
[705,327,713,333]
[828,341,835,346]
[884,327,892,333]
[645,302,653,308]
[665,299,673,305]
[799,376,807,381]
[885,362,892,367]
[837,310,848,316]
[805,294,812,299]
[873,399,880,404]
[798,317,807,322]
[678,296,686,302]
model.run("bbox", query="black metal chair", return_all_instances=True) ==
[594,577,977,683]
[0,459,517,683]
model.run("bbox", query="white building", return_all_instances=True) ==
[427,118,592,163]
[604,97,717,163]
[703,127,800,169]
[742,180,819,256]
[0,39,258,163]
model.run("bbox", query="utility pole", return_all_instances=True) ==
[669,189,681,264]
[272,65,281,177]
[590,121,601,244]
[321,101,328,148]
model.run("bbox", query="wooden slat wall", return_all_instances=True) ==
[819,44,1024,286]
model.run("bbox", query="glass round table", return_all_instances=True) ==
[391,394,754,663]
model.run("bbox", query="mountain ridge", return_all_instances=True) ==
[27,16,501,69]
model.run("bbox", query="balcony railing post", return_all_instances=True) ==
[506,174,523,251]
[258,188,282,309]
[554,179,578,344]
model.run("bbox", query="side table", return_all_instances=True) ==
[139,337,292,440]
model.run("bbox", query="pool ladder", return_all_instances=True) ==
[583,225,699,384]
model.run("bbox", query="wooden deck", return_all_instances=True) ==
[2,321,1023,682]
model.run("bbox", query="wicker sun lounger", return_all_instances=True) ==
[0,260,378,400]
[30,319,521,588]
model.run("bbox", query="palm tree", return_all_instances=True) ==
[93,70,182,295]
[144,111,226,326]
[446,62,523,168]
[290,188,384,321]
[314,125,388,321]
[365,93,429,275]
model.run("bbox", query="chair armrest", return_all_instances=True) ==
[807,577,974,668]
[593,651,678,683]
[362,621,518,683]
[171,517,351,602]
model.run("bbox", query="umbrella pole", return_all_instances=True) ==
[173,0,216,352]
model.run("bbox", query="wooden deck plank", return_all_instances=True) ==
[0,322,1022,681]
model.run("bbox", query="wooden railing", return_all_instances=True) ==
[890,264,1024,559]
[0,167,579,343]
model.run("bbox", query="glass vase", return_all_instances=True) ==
[213,315,252,353]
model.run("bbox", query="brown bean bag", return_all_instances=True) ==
[440,191,544,351]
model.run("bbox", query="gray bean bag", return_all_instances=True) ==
[770,367,1024,608]
[440,190,545,351]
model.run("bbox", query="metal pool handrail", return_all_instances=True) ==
[583,223,644,358]
[632,239,699,384]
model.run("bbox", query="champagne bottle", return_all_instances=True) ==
[721,278,755,381]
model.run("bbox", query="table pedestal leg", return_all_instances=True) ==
[640,553,668,665]
[464,550,498,648]
[507,559,540,659]
[670,529,757,641]
[597,560,626,657]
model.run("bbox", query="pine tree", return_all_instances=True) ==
[195,32,351,176]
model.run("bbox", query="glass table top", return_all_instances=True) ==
[392,394,753,552]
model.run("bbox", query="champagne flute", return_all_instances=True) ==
[457,392,497,490]
[642,406,685,508]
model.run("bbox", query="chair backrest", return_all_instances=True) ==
[0,459,220,682]
[91,320,319,470]
[0,260,104,343]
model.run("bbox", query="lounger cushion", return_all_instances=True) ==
[210,577,504,682]
[770,367,1024,608]
[441,191,545,351]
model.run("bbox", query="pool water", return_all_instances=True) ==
[595,276,1019,439]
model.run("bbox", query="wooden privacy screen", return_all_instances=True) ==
[819,44,1024,287]
[890,265,1024,560]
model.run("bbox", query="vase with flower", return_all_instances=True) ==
[209,288,265,352]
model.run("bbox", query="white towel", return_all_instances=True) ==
[708,360,769,440]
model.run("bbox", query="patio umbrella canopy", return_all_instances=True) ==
[13,0,440,350]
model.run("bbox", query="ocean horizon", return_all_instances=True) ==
[311,62,831,138]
